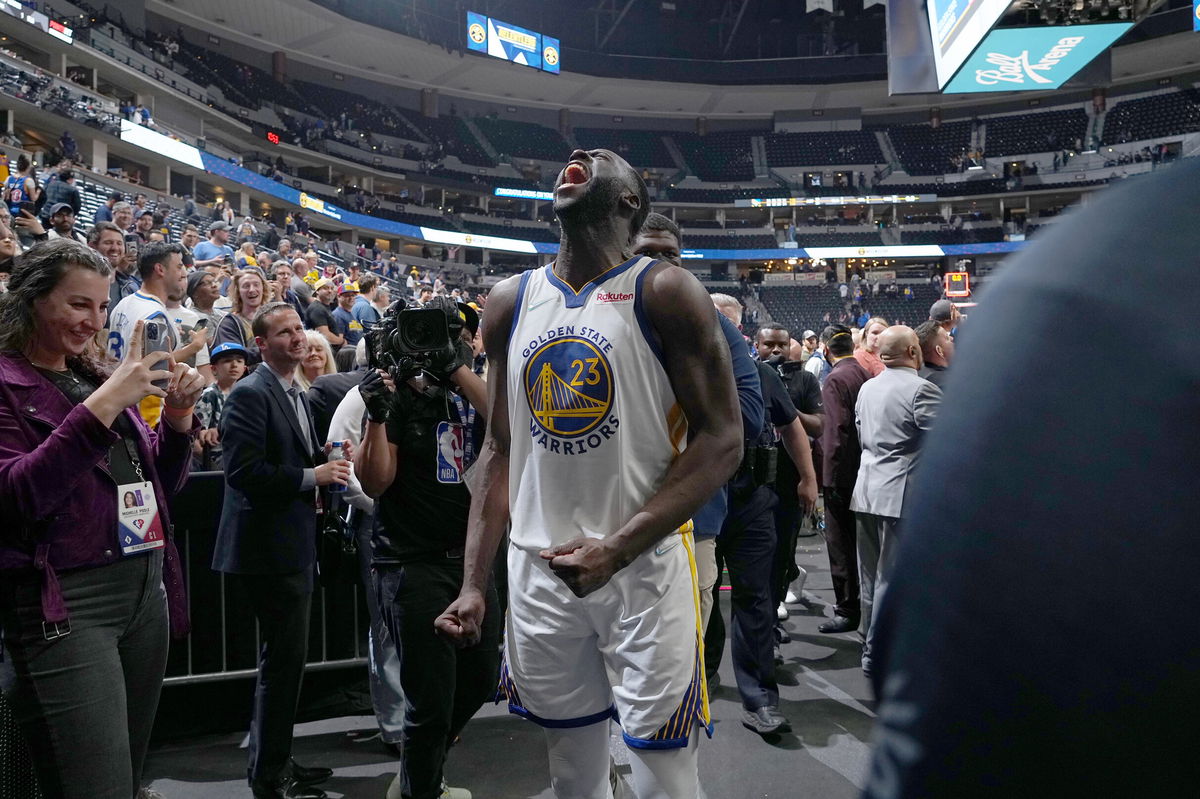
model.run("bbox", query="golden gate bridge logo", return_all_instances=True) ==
[524,337,613,438]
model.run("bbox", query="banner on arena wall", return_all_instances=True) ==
[766,271,827,284]
[804,245,944,259]
[419,227,539,254]
[298,192,343,221]
[1194,0,1200,31]
[495,187,554,200]
[119,120,204,169]
[741,194,935,208]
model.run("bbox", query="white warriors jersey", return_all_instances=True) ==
[506,257,688,551]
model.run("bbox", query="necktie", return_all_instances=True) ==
[287,386,313,454]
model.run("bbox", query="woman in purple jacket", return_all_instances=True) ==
[0,240,204,799]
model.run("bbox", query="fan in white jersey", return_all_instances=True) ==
[436,149,743,799]
[108,242,210,425]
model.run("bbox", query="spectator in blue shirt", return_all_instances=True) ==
[352,274,382,329]
[332,283,363,346]
[192,222,235,268]
[92,191,122,225]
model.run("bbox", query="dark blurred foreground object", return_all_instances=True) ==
[863,160,1200,798]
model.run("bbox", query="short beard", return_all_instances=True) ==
[555,174,627,236]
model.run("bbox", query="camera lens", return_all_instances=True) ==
[398,309,450,353]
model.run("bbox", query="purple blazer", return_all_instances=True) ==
[0,352,194,637]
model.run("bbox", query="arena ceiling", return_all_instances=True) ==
[148,0,1200,119]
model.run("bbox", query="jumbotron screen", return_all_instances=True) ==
[926,0,1012,88]
[943,22,1132,93]
[466,11,560,74]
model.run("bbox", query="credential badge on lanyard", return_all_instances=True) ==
[115,438,165,555]
[435,394,476,485]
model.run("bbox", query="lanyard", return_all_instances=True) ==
[449,392,476,469]
[121,435,145,481]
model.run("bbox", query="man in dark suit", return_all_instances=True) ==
[915,319,954,389]
[817,324,871,635]
[213,303,351,799]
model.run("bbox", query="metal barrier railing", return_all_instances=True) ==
[163,472,368,685]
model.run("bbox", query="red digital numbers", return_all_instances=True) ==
[266,131,280,145]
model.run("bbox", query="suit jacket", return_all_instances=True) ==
[212,365,322,575]
[919,363,949,390]
[307,370,361,443]
[820,357,871,489]
[851,366,942,519]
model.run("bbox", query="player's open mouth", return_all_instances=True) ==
[562,162,589,185]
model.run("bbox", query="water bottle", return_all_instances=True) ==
[327,440,348,493]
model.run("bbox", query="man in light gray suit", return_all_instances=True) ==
[851,326,942,676]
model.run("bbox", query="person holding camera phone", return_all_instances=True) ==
[355,298,495,799]
[108,243,212,425]
[0,240,204,799]
[212,302,351,799]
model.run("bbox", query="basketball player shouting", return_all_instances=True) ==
[436,149,742,798]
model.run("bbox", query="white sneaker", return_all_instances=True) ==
[792,567,808,599]
[440,780,472,799]
[784,590,799,604]
[776,602,789,621]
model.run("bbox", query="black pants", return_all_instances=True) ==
[708,483,779,711]
[231,570,314,788]
[1,553,167,799]
[771,495,802,610]
[822,486,861,621]
[375,559,501,799]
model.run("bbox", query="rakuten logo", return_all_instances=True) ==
[595,291,634,303]
[974,36,1085,86]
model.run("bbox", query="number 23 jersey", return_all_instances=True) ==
[506,257,688,551]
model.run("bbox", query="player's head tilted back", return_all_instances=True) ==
[553,149,650,247]
[633,212,682,266]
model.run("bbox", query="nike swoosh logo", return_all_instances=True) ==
[655,537,681,556]
[527,297,556,312]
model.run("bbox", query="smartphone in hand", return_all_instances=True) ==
[142,319,172,391]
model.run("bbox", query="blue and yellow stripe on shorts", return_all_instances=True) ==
[623,525,713,750]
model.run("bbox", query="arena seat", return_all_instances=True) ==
[675,131,762,182]
[764,130,884,167]
[573,128,676,168]
[1102,90,1200,145]
[667,185,791,204]
[473,117,570,162]
[885,121,972,176]
[984,108,1088,156]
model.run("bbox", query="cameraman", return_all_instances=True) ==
[355,299,497,799]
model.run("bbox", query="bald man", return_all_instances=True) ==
[290,257,315,304]
[851,326,942,676]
